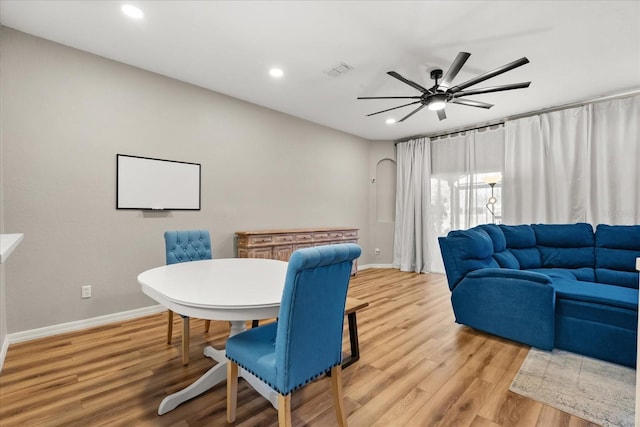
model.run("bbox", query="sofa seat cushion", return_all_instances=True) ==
[551,278,638,311]
[528,268,577,280]
[527,267,595,282]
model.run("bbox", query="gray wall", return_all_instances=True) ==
[368,141,396,264]
[1,98,6,354]
[0,28,394,336]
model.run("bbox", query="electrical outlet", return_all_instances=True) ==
[81,285,91,299]
[374,248,381,255]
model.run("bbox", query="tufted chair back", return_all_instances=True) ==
[274,243,361,394]
[164,230,212,265]
[225,243,361,426]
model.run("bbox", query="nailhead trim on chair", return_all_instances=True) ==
[226,355,341,395]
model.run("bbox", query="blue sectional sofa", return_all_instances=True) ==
[438,223,640,367]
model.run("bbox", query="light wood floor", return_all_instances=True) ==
[0,269,599,426]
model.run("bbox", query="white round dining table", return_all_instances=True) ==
[138,258,288,415]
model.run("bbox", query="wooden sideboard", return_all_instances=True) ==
[236,227,359,271]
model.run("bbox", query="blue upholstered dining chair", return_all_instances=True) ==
[164,230,213,365]
[226,243,361,427]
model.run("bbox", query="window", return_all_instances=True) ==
[427,126,505,273]
[431,172,502,238]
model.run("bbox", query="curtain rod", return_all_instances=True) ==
[394,88,640,144]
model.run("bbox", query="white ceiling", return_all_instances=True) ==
[1,1,639,141]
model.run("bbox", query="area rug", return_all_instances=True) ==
[509,348,635,427]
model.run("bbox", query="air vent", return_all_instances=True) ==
[325,62,354,77]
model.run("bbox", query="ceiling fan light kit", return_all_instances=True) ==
[427,93,447,111]
[358,52,531,122]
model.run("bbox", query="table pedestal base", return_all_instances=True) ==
[158,320,279,415]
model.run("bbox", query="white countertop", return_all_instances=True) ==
[0,233,24,263]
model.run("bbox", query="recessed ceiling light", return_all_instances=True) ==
[386,118,396,125]
[269,68,284,78]
[122,4,144,20]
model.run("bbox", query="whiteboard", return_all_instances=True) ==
[116,154,201,210]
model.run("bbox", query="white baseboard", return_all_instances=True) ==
[358,263,393,270]
[7,304,166,345]
[0,335,9,374]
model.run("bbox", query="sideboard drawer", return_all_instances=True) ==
[295,233,313,242]
[313,232,330,240]
[273,234,295,243]
[248,235,273,245]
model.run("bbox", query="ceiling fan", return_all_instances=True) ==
[358,52,531,122]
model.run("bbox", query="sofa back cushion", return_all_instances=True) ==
[499,224,541,269]
[532,223,595,274]
[438,228,499,290]
[595,224,640,288]
[476,224,520,269]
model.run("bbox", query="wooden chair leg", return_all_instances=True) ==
[204,320,211,333]
[330,365,348,427]
[181,316,190,366]
[167,310,174,344]
[277,394,292,427]
[226,361,239,423]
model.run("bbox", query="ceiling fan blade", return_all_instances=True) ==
[449,57,529,93]
[437,109,447,121]
[450,98,494,109]
[453,82,531,97]
[357,96,423,100]
[440,52,471,88]
[366,100,422,117]
[399,104,427,122]
[387,71,431,94]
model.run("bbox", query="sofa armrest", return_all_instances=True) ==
[466,268,553,285]
[451,268,555,350]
